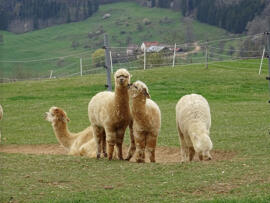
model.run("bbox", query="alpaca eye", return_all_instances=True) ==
[134,86,138,89]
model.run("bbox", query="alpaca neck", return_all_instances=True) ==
[115,85,130,112]
[52,121,76,149]
[132,95,147,120]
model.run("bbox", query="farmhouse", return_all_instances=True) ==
[140,41,159,51]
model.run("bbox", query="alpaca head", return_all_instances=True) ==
[193,133,213,161]
[45,107,70,124]
[114,68,131,88]
[128,80,150,99]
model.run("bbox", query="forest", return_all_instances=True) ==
[0,0,99,33]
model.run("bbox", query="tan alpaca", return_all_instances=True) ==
[45,106,100,157]
[88,68,135,160]
[0,104,3,142]
[176,94,213,162]
[129,81,161,163]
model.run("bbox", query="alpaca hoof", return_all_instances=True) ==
[103,153,107,158]
[96,154,101,159]
[136,159,145,163]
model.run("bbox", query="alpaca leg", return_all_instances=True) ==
[146,133,157,163]
[93,125,103,159]
[126,121,136,161]
[101,130,107,158]
[199,152,203,161]
[116,128,125,160]
[189,147,195,161]
[134,132,146,163]
[106,129,117,160]
[177,125,188,162]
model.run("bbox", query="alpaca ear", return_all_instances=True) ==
[143,88,150,99]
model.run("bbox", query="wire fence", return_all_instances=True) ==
[0,32,269,83]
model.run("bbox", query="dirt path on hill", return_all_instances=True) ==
[0,144,235,163]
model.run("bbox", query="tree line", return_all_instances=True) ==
[0,0,99,32]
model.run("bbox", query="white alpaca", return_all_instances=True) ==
[176,94,213,162]
[0,104,3,142]
[88,68,135,160]
[129,81,161,163]
[45,106,98,157]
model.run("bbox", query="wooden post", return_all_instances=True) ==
[172,43,176,68]
[267,32,270,103]
[80,58,83,77]
[104,34,112,91]
[144,47,146,70]
[49,70,53,79]
[110,51,113,74]
[259,47,265,75]
[205,40,208,69]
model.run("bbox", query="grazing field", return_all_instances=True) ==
[0,61,270,202]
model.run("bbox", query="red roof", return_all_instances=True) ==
[143,42,159,47]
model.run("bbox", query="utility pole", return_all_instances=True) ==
[103,34,112,91]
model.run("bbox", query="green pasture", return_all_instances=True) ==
[0,60,270,202]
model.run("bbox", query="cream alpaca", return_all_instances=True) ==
[45,106,99,157]
[88,68,135,160]
[129,81,161,163]
[176,94,213,162]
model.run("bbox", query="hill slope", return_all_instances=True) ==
[0,2,230,79]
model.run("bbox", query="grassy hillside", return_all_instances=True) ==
[0,61,269,202]
[0,2,230,79]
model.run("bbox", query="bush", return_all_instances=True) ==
[92,49,105,67]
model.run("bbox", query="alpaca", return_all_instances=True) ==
[45,106,100,157]
[0,104,3,142]
[176,94,213,162]
[128,81,161,163]
[88,68,135,160]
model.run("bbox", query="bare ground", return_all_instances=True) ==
[0,144,235,163]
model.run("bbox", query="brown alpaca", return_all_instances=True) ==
[129,81,161,163]
[45,106,102,157]
[88,69,135,160]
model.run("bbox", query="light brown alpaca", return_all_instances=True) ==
[45,106,101,157]
[129,81,161,163]
[88,68,135,160]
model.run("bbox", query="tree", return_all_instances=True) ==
[92,49,105,68]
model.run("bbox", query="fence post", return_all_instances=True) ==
[144,47,146,70]
[259,47,265,75]
[266,32,270,103]
[205,40,208,69]
[104,34,112,91]
[80,58,83,77]
[49,70,53,79]
[110,51,113,74]
[172,43,176,68]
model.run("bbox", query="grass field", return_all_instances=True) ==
[0,60,270,202]
[0,2,230,78]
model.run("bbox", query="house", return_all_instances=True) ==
[146,46,169,53]
[141,42,159,52]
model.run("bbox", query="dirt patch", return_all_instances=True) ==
[0,144,235,163]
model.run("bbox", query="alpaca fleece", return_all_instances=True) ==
[176,94,213,162]
[129,81,161,163]
[88,68,134,160]
[45,107,98,157]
